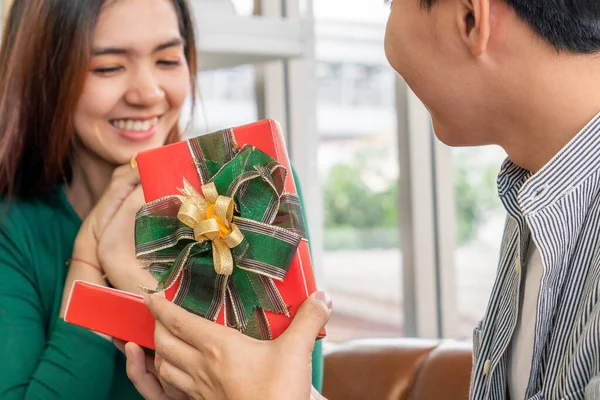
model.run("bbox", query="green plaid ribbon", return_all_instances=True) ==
[135,128,307,339]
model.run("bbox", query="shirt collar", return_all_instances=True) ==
[498,111,600,216]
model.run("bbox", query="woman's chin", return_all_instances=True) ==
[110,138,169,164]
[106,148,152,167]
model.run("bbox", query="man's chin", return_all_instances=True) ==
[432,124,485,148]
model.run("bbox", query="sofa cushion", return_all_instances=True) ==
[323,338,439,400]
[408,340,473,400]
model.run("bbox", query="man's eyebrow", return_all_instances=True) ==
[92,38,185,56]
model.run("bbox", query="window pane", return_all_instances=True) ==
[185,66,258,136]
[453,146,507,338]
[192,0,250,16]
[315,0,403,343]
[229,0,255,16]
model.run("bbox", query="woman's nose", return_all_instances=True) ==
[125,71,165,106]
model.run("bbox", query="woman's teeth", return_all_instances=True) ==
[111,117,159,132]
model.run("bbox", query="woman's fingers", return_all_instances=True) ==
[103,163,140,203]
[96,182,155,294]
[122,185,145,213]
[124,343,165,400]
[90,164,141,238]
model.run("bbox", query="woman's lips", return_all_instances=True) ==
[110,116,159,142]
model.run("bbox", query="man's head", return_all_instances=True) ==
[384,0,600,147]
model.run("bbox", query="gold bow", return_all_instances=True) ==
[177,179,244,276]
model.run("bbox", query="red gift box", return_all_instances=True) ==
[65,119,323,348]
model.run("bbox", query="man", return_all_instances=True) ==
[123,0,600,399]
[385,0,600,398]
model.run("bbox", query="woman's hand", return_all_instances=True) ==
[79,164,141,244]
[124,292,331,400]
[75,163,156,294]
[60,164,144,318]
[97,184,157,294]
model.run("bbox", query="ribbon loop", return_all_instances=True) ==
[223,224,244,248]
[213,239,234,276]
[202,182,219,204]
[214,195,234,229]
[178,200,202,229]
[194,219,220,241]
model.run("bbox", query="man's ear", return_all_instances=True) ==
[457,0,491,56]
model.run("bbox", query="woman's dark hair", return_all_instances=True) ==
[0,0,197,199]
[420,0,600,54]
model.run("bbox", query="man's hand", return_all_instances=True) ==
[114,340,188,400]
[122,292,331,400]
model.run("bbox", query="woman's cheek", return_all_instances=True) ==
[165,67,191,106]
[78,75,127,118]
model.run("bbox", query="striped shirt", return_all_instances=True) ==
[469,112,600,400]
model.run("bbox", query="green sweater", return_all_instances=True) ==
[0,183,323,399]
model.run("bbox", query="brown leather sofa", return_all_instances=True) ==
[322,338,473,400]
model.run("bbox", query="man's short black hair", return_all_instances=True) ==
[421,0,600,54]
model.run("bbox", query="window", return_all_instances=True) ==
[185,66,258,136]
[452,146,507,338]
[315,0,403,343]
[230,0,255,16]
[317,62,394,108]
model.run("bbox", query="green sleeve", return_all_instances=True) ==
[0,206,118,400]
[292,168,324,392]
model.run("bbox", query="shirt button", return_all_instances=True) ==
[484,359,491,375]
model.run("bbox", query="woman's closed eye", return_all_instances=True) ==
[92,60,180,76]
[157,59,182,68]
[93,65,123,75]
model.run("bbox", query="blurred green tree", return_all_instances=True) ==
[322,143,500,249]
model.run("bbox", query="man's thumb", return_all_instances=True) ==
[282,291,332,345]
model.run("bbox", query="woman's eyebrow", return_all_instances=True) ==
[92,38,185,56]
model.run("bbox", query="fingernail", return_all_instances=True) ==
[312,291,332,311]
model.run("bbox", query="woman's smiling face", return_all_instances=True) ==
[73,0,191,166]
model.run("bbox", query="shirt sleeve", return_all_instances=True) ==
[0,206,118,400]
[292,167,325,393]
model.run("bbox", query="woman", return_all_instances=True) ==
[0,0,195,398]
[0,0,322,398]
